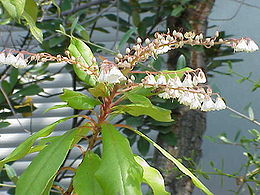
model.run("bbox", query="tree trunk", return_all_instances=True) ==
[153,1,215,194]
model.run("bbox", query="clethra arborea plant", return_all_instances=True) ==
[0,30,258,195]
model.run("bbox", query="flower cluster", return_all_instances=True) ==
[114,30,223,71]
[231,38,259,52]
[98,60,126,83]
[141,69,226,111]
[113,30,259,72]
[0,52,28,68]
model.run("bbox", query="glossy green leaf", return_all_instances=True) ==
[68,37,98,86]
[4,164,18,184]
[9,68,18,88]
[73,151,103,195]
[95,124,143,195]
[116,27,137,50]
[25,0,38,21]
[59,89,101,110]
[127,127,213,195]
[16,129,77,195]
[137,137,150,156]
[0,116,77,170]
[0,121,10,128]
[89,83,109,97]
[12,84,43,98]
[176,55,186,70]
[44,104,69,113]
[0,0,25,19]
[126,94,152,105]
[70,16,79,34]
[41,176,55,195]
[114,103,173,122]
[23,11,43,43]
[162,67,192,79]
[134,156,169,195]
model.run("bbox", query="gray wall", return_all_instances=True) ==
[194,0,260,194]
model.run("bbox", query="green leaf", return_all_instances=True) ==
[127,127,213,195]
[9,68,18,89]
[126,94,152,105]
[248,107,254,120]
[23,7,43,43]
[68,37,98,86]
[176,55,186,70]
[12,84,43,98]
[89,83,109,97]
[24,0,38,21]
[0,121,10,128]
[73,151,103,195]
[70,16,79,35]
[161,67,192,79]
[44,104,69,113]
[137,137,150,156]
[59,89,101,110]
[116,27,137,50]
[114,103,173,122]
[95,124,143,195]
[4,164,18,184]
[0,116,77,169]
[16,129,77,195]
[134,156,169,195]
[158,132,177,146]
[0,0,25,19]
[41,176,55,195]
[171,5,184,17]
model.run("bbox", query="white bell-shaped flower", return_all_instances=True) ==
[215,97,226,110]
[189,98,201,109]
[156,75,167,85]
[5,53,17,66]
[13,54,27,68]
[197,70,207,83]
[182,73,193,87]
[234,39,248,52]
[201,95,216,111]
[142,75,156,86]
[98,66,126,84]
[0,53,6,65]
[246,39,259,52]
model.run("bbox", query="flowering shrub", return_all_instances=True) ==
[0,30,258,195]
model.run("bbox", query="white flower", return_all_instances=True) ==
[190,98,201,109]
[197,70,207,83]
[155,46,171,55]
[5,53,17,66]
[201,95,216,111]
[142,75,156,86]
[246,39,259,52]
[98,66,126,84]
[178,91,194,106]
[158,91,171,99]
[173,74,183,88]
[0,53,5,65]
[13,54,27,68]
[215,97,226,110]
[156,75,167,85]
[233,38,259,52]
[182,73,193,87]
[193,75,199,85]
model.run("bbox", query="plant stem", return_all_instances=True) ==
[226,106,260,126]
